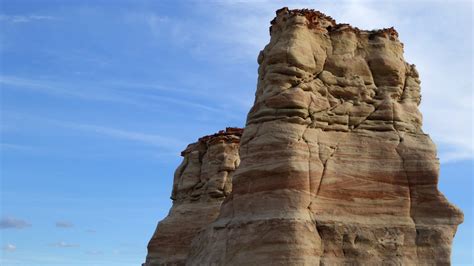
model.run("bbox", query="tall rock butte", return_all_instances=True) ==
[145,8,463,266]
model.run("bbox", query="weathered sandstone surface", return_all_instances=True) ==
[146,8,462,266]
[144,128,242,265]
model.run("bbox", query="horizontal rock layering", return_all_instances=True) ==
[145,7,462,266]
[144,128,242,265]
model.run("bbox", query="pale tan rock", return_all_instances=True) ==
[144,128,242,266]
[187,7,462,266]
[145,7,462,266]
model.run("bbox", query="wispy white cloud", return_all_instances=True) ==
[0,14,57,23]
[50,241,79,248]
[424,106,473,164]
[0,75,243,116]
[0,75,135,104]
[1,112,189,157]
[65,123,187,151]
[55,221,74,228]
[439,150,473,164]
[85,250,104,255]
[137,12,191,45]
[130,92,222,113]
[2,3,470,164]
[124,12,168,27]
[42,49,112,68]
[144,13,169,35]
[153,0,390,61]
[0,143,34,151]
[2,243,16,252]
[0,217,31,229]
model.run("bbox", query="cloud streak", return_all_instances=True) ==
[85,250,104,255]
[0,14,56,23]
[1,112,189,157]
[0,143,34,151]
[50,241,80,248]
[0,217,31,229]
[0,75,243,116]
[55,221,74,228]
[1,2,471,164]
[2,243,16,252]
[65,123,187,151]
[0,75,136,104]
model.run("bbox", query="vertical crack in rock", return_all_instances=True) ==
[301,127,313,197]
[316,142,338,196]
[302,126,326,262]
[144,7,462,266]
[395,131,413,222]
[394,130,420,261]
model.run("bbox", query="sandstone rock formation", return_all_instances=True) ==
[145,8,462,266]
[145,128,242,265]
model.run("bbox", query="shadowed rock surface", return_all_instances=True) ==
[145,8,462,266]
[144,128,242,265]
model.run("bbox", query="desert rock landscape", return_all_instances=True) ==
[144,7,463,266]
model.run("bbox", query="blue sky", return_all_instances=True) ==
[0,0,472,265]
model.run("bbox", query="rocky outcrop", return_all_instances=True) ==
[144,128,242,265]
[145,7,462,266]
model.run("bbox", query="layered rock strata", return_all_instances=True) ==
[144,128,242,265]
[187,8,463,265]
[146,7,463,266]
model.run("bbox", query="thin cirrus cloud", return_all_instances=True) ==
[65,122,187,151]
[55,221,74,228]
[85,250,104,255]
[2,243,16,252]
[0,14,57,23]
[50,241,79,248]
[0,216,31,229]
[0,75,137,105]
[1,3,470,164]
[0,143,34,151]
[1,112,187,155]
[0,75,234,115]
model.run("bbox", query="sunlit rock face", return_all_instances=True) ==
[145,7,462,266]
[186,8,463,265]
[144,128,242,266]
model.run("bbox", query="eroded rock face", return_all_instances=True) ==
[145,7,462,266]
[144,128,242,266]
[186,8,462,265]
